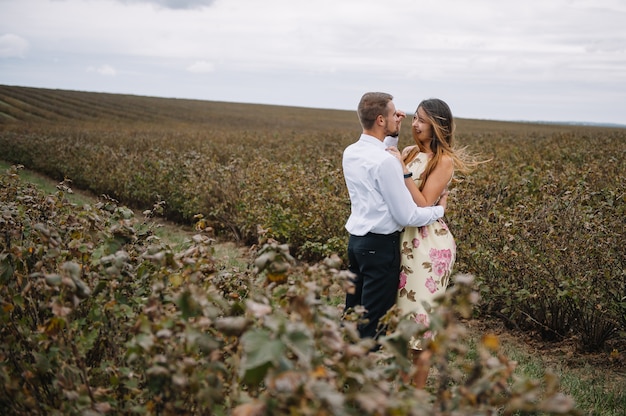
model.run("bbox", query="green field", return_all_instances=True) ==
[1,84,624,415]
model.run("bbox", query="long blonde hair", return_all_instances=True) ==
[403,98,481,191]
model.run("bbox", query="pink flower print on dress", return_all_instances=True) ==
[414,313,433,340]
[430,248,452,263]
[425,276,438,294]
[412,238,420,249]
[415,313,429,326]
[433,262,448,277]
[420,227,429,239]
[429,248,452,277]
[399,271,407,289]
[433,263,448,277]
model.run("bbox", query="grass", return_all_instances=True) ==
[2,159,624,415]
[1,161,94,206]
[478,323,626,415]
[558,367,625,416]
[0,160,249,271]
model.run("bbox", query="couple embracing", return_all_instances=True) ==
[342,92,477,387]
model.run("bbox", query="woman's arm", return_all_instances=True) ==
[388,147,453,207]
[407,155,453,206]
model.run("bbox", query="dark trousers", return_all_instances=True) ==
[345,231,401,341]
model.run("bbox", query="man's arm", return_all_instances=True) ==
[378,155,444,227]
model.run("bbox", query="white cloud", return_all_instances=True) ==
[0,33,29,58]
[116,0,217,10]
[186,60,215,73]
[87,64,117,76]
[0,0,625,124]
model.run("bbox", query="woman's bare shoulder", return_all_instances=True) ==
[440,154,454,165]
[436,154,455,175]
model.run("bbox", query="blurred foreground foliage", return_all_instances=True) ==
[0,165,580,415]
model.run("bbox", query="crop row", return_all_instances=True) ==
[1,86,624,352]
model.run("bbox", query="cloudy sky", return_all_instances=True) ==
[1,0,625,125]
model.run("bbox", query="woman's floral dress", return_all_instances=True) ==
[397,152,456,349]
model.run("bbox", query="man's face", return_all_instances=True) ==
[382,102,401,137]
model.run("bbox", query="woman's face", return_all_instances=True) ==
[411,107,433,146]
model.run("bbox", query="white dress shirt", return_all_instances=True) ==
[342,134,443,236]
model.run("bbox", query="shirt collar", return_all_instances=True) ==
[360,134,385,148]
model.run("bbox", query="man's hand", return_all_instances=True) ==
[437,189,449,210]
[395,110,406,130]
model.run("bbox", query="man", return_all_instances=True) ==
[342,92,448,343]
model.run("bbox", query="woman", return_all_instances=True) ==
[386,98,478,387]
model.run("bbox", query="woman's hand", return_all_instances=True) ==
[386,146,411,174]
[386,146,403,163]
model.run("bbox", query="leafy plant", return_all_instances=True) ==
[0,167,583,415]
[1,84,624,353]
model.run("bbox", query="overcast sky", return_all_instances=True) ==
[1,0,625,125]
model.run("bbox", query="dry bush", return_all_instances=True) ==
[1,166,580,415]
[1,85,624,353]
